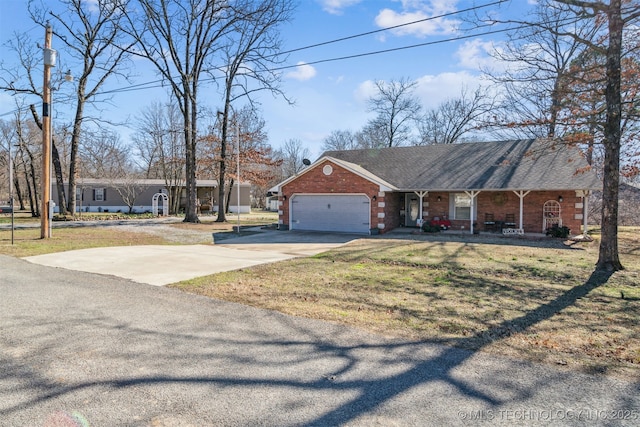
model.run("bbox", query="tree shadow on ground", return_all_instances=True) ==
[1,256,634,426]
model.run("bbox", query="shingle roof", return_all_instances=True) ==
[323,139,600,191]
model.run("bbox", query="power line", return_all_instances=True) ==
[277,0,508,56]
[100,24,524,96]
[270,24,528,72]
[0,105,31,118]
[3,1,514,104]
[99,0,523,95]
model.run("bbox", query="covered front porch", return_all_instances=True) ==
[398,189,590,236]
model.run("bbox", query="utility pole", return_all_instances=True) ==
[41,23,54,239]
[236,120,240,233]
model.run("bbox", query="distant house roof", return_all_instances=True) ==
[319,139,600,192]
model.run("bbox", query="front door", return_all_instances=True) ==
[405,194,419,227]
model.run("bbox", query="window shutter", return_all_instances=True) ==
[103,188,107,201]
[93,189,96,201]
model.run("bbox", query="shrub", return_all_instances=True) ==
[546,224,571,238]
[421,222,441,233]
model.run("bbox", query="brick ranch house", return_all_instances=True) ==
[272,139,601,235]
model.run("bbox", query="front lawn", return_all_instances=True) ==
[171,227,640,378]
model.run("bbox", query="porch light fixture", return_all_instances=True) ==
[372,195,377,201]
[282,195,286,201]
[437,196,441,202]
[558,195,564,203]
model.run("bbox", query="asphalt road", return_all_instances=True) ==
[2,254,639,426]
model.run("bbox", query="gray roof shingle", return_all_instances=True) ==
[323,139,600,191]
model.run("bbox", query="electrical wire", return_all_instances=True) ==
[96,2,516,96]
[3,1,515,108]
[277,0,508,56]
[269,24,528,72]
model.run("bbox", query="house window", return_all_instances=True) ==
[450,193,475,220]
[94,188,106,201]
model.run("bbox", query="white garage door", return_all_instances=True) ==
[290,194,371,234]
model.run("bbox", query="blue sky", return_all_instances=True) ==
[0,0,533,159]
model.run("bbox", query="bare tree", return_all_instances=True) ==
[480,1,601,139]
[418,86,493,144]
[215,0,294,222]
[482,0,640,271]
[538,0,640,271]
[0,33,72,213]
[199,105,279,213]
[29,0,135,215]
[321,130,358,152]
[79,128,131,179]
[558,44,640,173]
[366,77,421,147]
[123,0,240,223]
[355,117,391,149]
[132,101,185,214]
[13,112,41,217]
[275,139,310,178]
[0,120,17,205]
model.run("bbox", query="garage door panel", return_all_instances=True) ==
[291,195,370,234]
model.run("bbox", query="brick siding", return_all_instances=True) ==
[280,160,381,232]
[279,160,586,235]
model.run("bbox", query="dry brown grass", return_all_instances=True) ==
[0,227,168,257]
[172,227,640,378]
[0,210,278,253]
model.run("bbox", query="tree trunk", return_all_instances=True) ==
[216,98,232,223]
[28,104,68,214]
[226,178,234,214]
[13,173,25,210]
[52,140,68,215]
[21,154,37,217]
[67,98,85,215]
[183,93,200,223]
[597,0,624,271]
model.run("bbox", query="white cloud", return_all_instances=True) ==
[355,72,487,110]
[82,0,100,13]
[414,71,485,108]
[285,62,317,81]
[353,79,378,105]
[374,1,460,38]
[318,0,362,15]
[455,39,501,72]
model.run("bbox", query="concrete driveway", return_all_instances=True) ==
[23,229,358,286]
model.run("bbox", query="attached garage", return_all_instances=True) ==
[290,194,371,234]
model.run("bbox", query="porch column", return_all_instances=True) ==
[464,190,480,234]
[513,190,530,231]
[415,191,428,225]
[582,190,590,234]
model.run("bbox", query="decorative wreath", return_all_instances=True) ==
[492,193,506,206]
